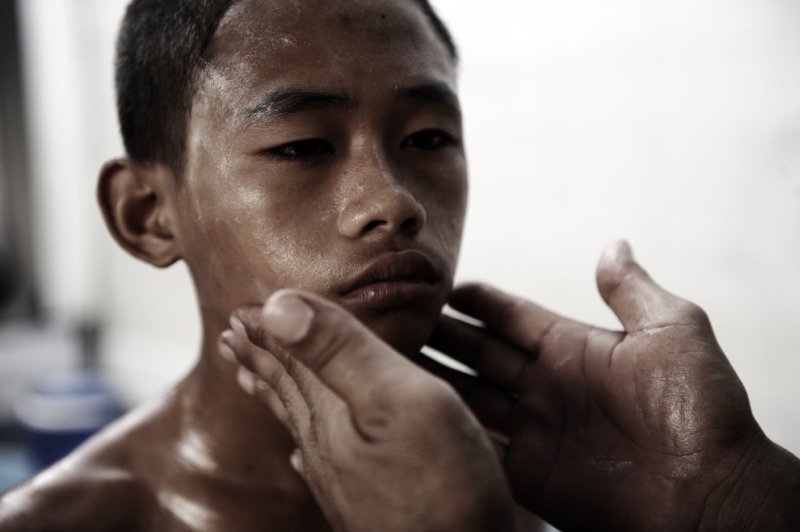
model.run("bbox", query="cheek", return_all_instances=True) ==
[421,166,468,265]
[180,187,279,304]
[179,180,344,310]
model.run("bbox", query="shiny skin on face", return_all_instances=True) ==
[172,0,467,355]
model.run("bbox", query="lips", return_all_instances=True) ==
[338,250,442,310]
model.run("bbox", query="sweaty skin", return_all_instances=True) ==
[223,290,517,532]
[0,1,467,530]
[225,242,800,532]
[425,242,800,531]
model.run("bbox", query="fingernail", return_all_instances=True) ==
[262,291,314,344]
[230,315,247,338]
[237,367,257,395]
[618,240,633,259]
[218,338,236,363]
[603,240,633,264]
[289,448,304,473]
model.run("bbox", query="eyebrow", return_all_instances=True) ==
[244,82,461,126]
[245,89,353,124]
[395,83,461,118]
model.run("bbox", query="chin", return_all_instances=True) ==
[360,306,440,357]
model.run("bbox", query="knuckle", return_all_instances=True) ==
[398,376,463,419]
[306,301,391,369]
[675,300,710,325]
[252,326,273,352]
[297,307,355,372]
[305,324,351,375]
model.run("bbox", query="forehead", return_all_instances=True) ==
[197,0,456,114]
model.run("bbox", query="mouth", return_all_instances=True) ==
[337,250,443,310]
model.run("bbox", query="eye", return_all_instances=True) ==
[263,139,334,161]
[401,129,458,151]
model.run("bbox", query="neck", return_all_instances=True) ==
[175,312,298,486]
[157,309,329,530]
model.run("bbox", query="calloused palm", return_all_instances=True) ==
[424,242,765,531]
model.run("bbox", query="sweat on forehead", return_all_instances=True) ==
[204,0,454,72]
[115,0,456,174]
[190,0,458,130]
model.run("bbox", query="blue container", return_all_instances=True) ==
[14,371,125,470]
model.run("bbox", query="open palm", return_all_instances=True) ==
[425,242,764,531]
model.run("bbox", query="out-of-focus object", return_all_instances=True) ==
[0,322,77,424]
[1,0,38,324]
[0,249,19,312]
[14,371,124,469]
[0,424,31,492]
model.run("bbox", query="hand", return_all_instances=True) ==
[221,290,516,532]
[424,241,799,531]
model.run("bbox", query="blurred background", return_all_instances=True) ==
[0,0,798,500]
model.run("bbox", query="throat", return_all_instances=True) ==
[174,351,299,486]
[156,357,330,529]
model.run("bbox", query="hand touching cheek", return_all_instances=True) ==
[221,290,515,532]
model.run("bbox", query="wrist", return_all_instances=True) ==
[427,482,516,532]
[700,435,800,531]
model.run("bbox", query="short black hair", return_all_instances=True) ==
[115,0,458,176]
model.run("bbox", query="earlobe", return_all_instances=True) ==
[97,158,181,268]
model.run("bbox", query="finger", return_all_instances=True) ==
[289,448,304,476]
[229,310,351,447]
[427,315,529,391]
[448,282,567,354]
[234,289,427,438]
[595,240,686,332]
[236,366,295,433]
[240,367,291,431]
[221,329,312,440]
[415,353,516,436]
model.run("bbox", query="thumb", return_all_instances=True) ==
[595,240,685,333]
[236,289,428,435]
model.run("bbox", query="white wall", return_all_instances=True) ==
[17,0,200,401]
[18,0,800,454]
[436,0,800,455]
[0,126,6,241]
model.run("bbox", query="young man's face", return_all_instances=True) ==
[172,0,466,355]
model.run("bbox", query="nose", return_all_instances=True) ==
[338,164,427,240]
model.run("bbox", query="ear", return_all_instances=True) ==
[97,158,181,268]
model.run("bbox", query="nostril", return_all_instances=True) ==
[340,187,427,239]
[400,216,421,234]
[358,215,420,237]
[361,219,384,235]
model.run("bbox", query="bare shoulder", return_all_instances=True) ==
[0,458,151,531]
[0,393,180,532]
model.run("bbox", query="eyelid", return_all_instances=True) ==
[261,138,334,162]
[401,128,461,150]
